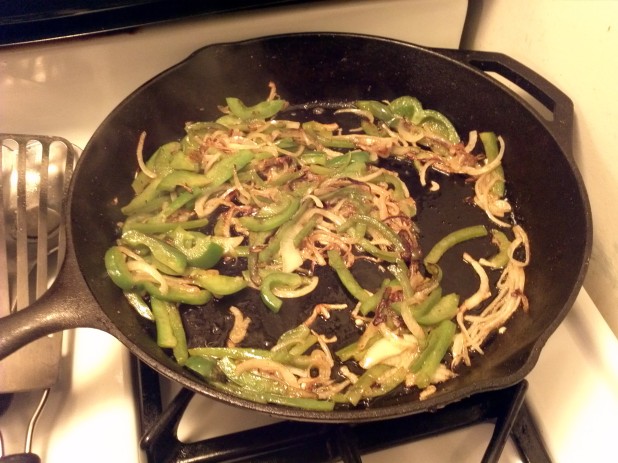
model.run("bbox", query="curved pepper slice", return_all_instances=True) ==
[226,97,286,121]
[121,230,187,274]
[327,250,368,302]
[479,132,505,197]
[355,100,398,127]
[260,272,303,312]
[142,281,212,305]
[157,171,213,192]
[388,96,424,122]
[415,293,460,326]
[239,195,301,232]
[189,269,248,298]
[104,246,136,290]
[410,320,456,388]
[168,227,224,269]
[424,225,488,266]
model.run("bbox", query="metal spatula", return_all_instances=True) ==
[0,134,77,393]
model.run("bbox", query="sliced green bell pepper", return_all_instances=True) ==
[424,225,488,266]
[104,246,136,290]
[327,250,368,302]
[121,230,187,274]
[239,195,301,232]
[189,269,248,298]
[410,320,456,388]
[415,293,459,326]
[168,227,224,269]
[226,97,286,121]
[260,271,303,312]
[479,131,505,197]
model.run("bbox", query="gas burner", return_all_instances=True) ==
[134,359,552,463]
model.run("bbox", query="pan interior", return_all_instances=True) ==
[69,33,590,421]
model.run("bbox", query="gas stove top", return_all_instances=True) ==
[2,2,617,462]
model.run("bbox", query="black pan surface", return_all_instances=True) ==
[4,33,592,422]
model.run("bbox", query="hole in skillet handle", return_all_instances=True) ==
[434,48,575,160]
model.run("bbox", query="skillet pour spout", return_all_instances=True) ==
[0,33,592,422]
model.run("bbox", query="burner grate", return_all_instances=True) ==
[135,359,552,463]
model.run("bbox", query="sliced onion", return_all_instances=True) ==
[272,276,319,298]
[136,131,157,179]
[126,260,168,295]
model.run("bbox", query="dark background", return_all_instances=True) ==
[0,0,327,46]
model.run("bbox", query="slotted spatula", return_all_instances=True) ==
[0,134,77,393]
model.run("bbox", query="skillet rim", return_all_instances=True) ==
[70,31,593,422]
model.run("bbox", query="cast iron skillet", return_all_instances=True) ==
[0,33,592,422]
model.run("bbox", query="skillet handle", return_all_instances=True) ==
[436,48,574,159]
[0,245,111,360]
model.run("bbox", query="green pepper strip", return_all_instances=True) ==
[239,196,301,232]
[418,110,461,144]
[185,355,217,379]
[104,247,136,290]
[226,97,286,121]
[217,357,314,401]
[407,286,442,318]
[337,215,406,254]
[156,170,213,192]
[388,96,424,122]
[142,281,212,305]
[150,297,177,349]
[302,121,356,149]
[168,302,189,365]
[293,215,319,247]
[121,196,169,216]
[372,173,407,200]
[269,169,305,187]
[355,100,398,127]
[410,320,456,389]
[169,227,224,269]
[121,177,164,215]
[415,293,460,326]
[260,272,303,312]
[122,217,209,234]
[479,131,505,197]
[386,259,415,299]
[169,151,200,172]
[131,141,179,194]
[343,364,392,406]
[357,239,400,263]
[188,346,274,360]
[357,367,408,400]
[335,332,381,362]
[483,229,511,269]
[424,225,488,266]
[254,194,297,219]
[258,202,311,264]
[299,151,327,165]
[190,269,248,298]
[188,346,311,369]
[121,230,187,274]
[211,379,335,412]
[359,279,391,315]
[327,250,369,302]
[272,325,312,352]
[205,150,255,187]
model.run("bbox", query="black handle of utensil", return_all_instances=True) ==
[0,454,41,463]
[0,244,111,361]
[435,48,574,159]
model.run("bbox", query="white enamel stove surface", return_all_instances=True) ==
[2,1,617,461]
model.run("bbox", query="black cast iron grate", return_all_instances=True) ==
[134,359,553,463]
